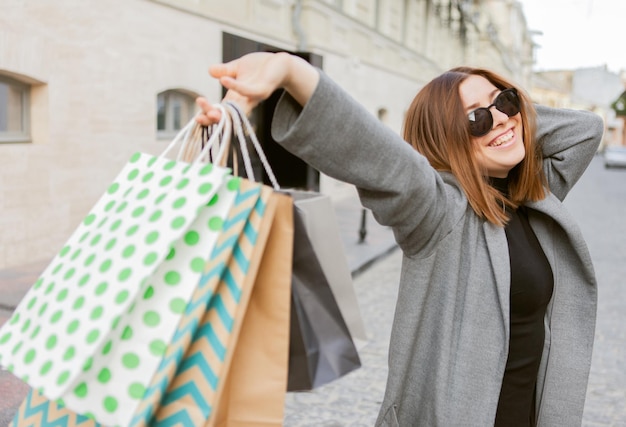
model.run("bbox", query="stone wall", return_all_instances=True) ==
[0,0,534,268]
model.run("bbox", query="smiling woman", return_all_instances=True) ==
[195,51,604,426]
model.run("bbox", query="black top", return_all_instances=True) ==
[491,178,554,427]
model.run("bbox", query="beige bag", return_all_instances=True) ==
[207,193,293,427]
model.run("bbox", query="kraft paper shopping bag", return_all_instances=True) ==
[207,192,293,427]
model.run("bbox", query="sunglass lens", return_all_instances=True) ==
[469,108,492,137]
[495,89,520,116]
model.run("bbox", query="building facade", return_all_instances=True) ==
[0,0,534,268]
[531,66,623,148]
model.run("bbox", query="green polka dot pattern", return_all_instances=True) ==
[0,152,238,426]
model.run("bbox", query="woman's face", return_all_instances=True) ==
[459,75,525,178]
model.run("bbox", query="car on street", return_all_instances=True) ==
[603,145,626,168]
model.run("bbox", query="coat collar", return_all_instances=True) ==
[483,221,510,328]
[526,191,595,275]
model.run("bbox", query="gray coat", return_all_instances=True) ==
[271,72,604,426]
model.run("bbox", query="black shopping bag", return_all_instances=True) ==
[287,205,361,391]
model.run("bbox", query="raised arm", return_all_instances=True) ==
[535,104,604,201]
[268,72,459,256]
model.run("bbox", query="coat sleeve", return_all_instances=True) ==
[270,70,461,256]
[535,104,604,201]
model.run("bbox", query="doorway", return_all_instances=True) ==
[222,32,322,191]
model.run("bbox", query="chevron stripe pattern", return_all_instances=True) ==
[152,187,276,427]
[130,180,267,427]
[10,389,96,427]
[10,180,266,427]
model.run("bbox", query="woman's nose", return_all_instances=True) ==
[489,106,509,129]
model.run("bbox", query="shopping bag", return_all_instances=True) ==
[128,178,265,427]
[222,101,363,391]
[207,192,293,427]
[0,117,237,426]
[287,206,361,391]
[152,184,278,426]
[9,178,266,427]
[10,389,94,427]
[287,190,367,344]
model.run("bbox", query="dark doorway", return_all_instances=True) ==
[222,32,322,191]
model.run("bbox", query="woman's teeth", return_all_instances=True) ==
[489,130,514,147]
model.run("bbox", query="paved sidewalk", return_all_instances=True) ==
[0,192,397,426]
[283,249,401,426]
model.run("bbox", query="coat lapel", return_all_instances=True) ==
[526,192,594,269]
[482,221,510,327]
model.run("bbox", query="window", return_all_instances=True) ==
[157,90,197,139]
[0,75,30,143]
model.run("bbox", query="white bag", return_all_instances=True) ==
[0,114,239,426]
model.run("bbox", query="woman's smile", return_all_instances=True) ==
[488,128,516,148]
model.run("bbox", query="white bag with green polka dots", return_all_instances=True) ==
[0,120,240,426]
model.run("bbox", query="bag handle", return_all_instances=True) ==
[159,104,230,166]
[222,102,255,183]
[223,101,281,190]
[191,110,232,168]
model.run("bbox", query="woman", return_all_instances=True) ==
[196,52,604,426]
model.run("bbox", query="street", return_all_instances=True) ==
[569,155,626,426]
[284,154,626,426]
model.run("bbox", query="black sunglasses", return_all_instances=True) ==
[467,88,520,137]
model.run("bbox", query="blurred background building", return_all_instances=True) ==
[531,66,625,149]
[0,0,620,268]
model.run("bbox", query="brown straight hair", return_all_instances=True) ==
[403,67,547,226]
